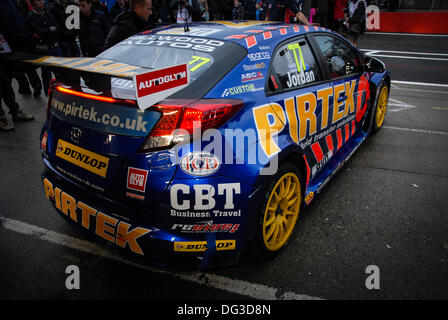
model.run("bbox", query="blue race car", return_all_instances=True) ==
[38,21,390,269]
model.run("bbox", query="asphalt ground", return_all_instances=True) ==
[0,32,447,303]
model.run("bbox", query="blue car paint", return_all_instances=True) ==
[39,21,390,269]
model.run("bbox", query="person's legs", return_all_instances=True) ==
[26,68,43,97]
[42,46,62,95]
[69,40,80,57]
[347,30,359,47]
[15,73,32,95]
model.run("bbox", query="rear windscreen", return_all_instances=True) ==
[98,35,224,82]
[98,34,247,99]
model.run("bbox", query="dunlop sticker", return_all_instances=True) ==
[173,240,236,252]
[55,139,109,178]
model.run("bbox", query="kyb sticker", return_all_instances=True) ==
[180,152,220,176]
[133,64,190,110]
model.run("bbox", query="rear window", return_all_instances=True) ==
[98,34,247,99]
[98,35,225,83]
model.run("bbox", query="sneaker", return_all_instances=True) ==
[0,116,14,131]
[12,109,34,121]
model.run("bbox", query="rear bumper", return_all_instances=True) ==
[41,158,252,270]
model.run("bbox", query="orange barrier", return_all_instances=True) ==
[367,11,448,34]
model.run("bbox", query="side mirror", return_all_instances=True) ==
[364,56,385,73]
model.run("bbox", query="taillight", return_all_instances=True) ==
[46,79,57,120]
[139,99,243,152]
[55,86,136,105]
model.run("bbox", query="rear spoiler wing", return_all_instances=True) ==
[1,53,190,110]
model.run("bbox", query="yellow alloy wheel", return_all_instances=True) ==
[376,86,388,128]
[262,172,302,251]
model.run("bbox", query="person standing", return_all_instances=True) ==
[104,0,153,49]
[91,0,110,21]
[12,0,43,97]
[266,0,311,25]
[110,0,130,21]
[0,0,34,131]
[333,0,348,34]
[344,0,366,47]
[78,0,110,56]
[208,0,233,20]
[171,0,201,24]
[26,0,62,95]
[48,0,80,57]
[314,0,329,27]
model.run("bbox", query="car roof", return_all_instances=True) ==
[143,20,336,49]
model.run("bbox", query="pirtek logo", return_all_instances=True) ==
[43,178,151,255]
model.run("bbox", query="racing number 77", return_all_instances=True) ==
[287,43,307,72]
[189,56,211,72]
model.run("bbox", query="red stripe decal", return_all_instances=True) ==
[311,142,324,162]
[336,129,343,150]
[304,26,309,31]
[293,25,300,32]
[270,75,278,89]
[351,120,356,136]
[245,35,257,48]
[263,31,272,39]
[303,155,310,188]
[325,134,334,154]
[345,123,350,142]
[225,35,246,39]
[280,28,287,35]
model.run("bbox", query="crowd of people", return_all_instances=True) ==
[0,0,369,131]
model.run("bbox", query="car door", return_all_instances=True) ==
[309,33,370,149]
[264,35,332,179]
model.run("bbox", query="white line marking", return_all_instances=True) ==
[391,87,448,94]
[366,54,448,61]
[361,49,448,57]
[391,80,448,88]
[364,50,380,56]
[387,98,416,112]
[382,126,448,135]
[0,216,322,300]
[366,32,448,37]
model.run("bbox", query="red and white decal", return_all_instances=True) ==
[127,167,149,193]
[245,35,257,48]
[263,31,272,40]
[133,64,189,110]
[356,75,371,122]
[41,131,48,151]
[180,152,220,176]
